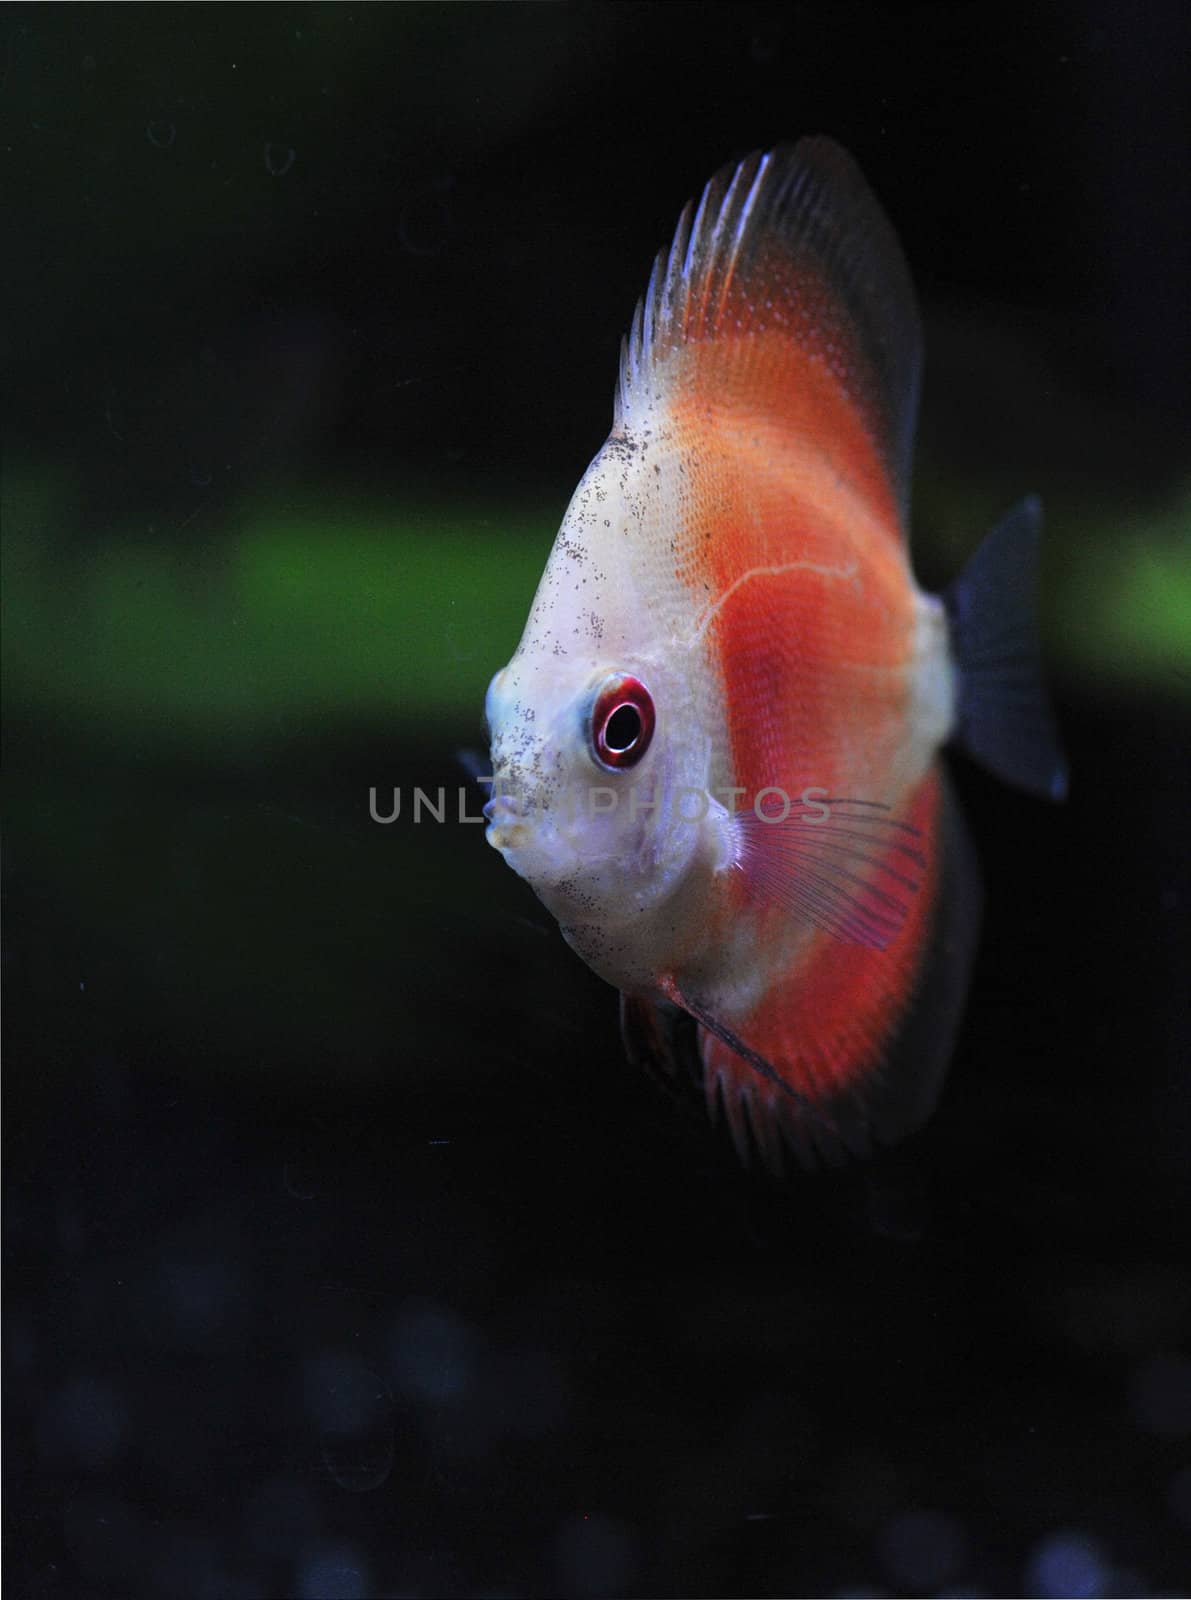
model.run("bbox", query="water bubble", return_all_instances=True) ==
[398,178,453,256]
[282,1160,318,1200]
[1026,1530,1108,1599]
[295,1541,370,1600]
[876,1508,969,1591]
[265,143,296,177]
[147,119,176,149]
[246,1475,321,1560]
[62,1493,143,1582]
[1167,1464,1191,1530]
[147,1523,218,1598]
[320,1424,394,1495]
[161,1255,234,1340]
[196,1575,264,1600]
[389,1297,478,1404]
[865,1173,929,1242]
[303,1350,384,1433]
[7,1302,35,1377]
[304,1348,394,1492]
[484,1345,570,1439]
[38,1375,127,1469]
[555,1513,637,1598]
[1129,1351,1191,1435]
[749,30,779,65]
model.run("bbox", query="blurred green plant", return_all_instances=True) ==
[3,467,553,750]
[920,470,1191,701]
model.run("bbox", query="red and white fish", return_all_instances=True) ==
[484,138,1065,1170]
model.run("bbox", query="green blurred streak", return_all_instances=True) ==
[3,466,1190,761]
[921,474,1191,700]
[3,468,552,747]
[1052,492,1191,693]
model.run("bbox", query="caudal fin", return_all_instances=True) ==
[945,496,1068,801]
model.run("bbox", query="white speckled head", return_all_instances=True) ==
[485,426,729,984]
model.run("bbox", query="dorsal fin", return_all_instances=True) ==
[614,138,923,524]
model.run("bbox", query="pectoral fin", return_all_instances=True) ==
[731,796,926,950]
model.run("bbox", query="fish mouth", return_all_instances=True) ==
[487,821,529,852]
[484,792,529,854]
[486,832,528,857]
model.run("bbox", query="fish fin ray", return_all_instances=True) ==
[618,991,700,1095]
[656,769,982,1175]
[853,770,984,1148]
[732,798,925,951]
[666,983,842,1148]
[946,496,1069,801]
[615,138,922,522]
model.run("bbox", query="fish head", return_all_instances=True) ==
[484,437,726,950]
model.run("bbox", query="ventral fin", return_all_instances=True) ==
[732,795,927,951]
[619,991,700,1095]
[657,976,843,1155]
[615,138,923,524]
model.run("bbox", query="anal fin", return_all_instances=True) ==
[674,767,982,1174]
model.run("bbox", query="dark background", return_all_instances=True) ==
[4,4,1190,1598]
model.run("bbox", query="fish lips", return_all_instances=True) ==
[483,783,604,892]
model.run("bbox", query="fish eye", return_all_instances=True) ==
[590,674,655,770]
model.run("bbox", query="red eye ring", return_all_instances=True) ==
[591,674,655,770]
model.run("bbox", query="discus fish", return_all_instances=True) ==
[484,138,1066,1171]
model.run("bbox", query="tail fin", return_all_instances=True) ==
[945,496,1068,801]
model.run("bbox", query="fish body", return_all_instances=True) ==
[485,140,1065,1169]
